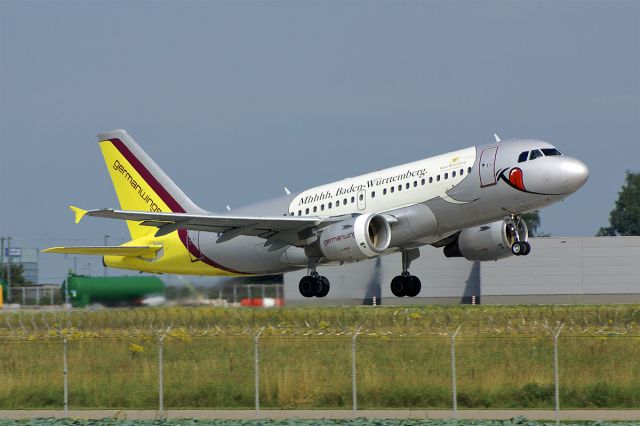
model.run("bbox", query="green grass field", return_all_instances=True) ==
[1,305,640,409]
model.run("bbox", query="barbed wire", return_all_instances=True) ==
[1,305,640,340]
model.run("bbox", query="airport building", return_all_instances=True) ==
[284,237,640,305]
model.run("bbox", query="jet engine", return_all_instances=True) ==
[314,213,392,262]
[444,219,528,261]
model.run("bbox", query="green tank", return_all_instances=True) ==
[62,273,164,308]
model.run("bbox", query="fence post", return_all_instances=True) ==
[253,327,265,419]
[157,329,169,419]
[351,326,362,413]
[553,324,564,424]
[450,325,461,419]
[63,336,68,415]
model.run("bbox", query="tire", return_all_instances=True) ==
[522,241,531,256]
[390,275,406,297]
[511,242,522,256]
[298,276,318,297]
[316,276,330,298]
[405,275,421,297]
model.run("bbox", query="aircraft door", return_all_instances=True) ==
[479,146,498,187]
[357,189,366,210]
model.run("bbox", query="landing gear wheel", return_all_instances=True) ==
[299,276,318,298]
[405,276,421,297]
[521,241,531,256]
[511,241,525,256]
[390,275,406,297]
[316,276,330,298]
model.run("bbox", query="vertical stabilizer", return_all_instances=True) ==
[98,129,206,239]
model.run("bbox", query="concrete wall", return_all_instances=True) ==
[283,237,640,305]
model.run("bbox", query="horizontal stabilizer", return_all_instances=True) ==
[43,245,162,257]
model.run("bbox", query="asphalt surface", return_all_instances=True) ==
[1,410,639,421]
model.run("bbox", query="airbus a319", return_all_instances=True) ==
[46,130,588,298]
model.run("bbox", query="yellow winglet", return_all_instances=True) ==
[69,205,88,224]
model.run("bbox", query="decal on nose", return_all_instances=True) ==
[562,158,589,192]
[508,168,526,191]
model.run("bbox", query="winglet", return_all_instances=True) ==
[69,205,88,224]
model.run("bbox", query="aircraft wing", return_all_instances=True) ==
[43,245,162,257]
[69,206,349,246]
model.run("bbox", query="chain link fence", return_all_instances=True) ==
[1,307,639,418]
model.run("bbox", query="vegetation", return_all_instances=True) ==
[1,420,638,426]
[0,263,30,285]
[1,305,640,409]
[521,210,549,237]
[597,170,640,236]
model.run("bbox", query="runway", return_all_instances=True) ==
[1,409,639,421]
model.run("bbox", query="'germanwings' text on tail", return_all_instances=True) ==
[45,129,588,298]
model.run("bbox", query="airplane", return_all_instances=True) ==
[45,130,589,298]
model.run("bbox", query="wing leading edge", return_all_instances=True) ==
[68,205,349,246]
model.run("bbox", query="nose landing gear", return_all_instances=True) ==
[507,214,531,256]
[390,248,422,297]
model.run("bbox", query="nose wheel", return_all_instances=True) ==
[511,240,531,256]
[391,248,422,297]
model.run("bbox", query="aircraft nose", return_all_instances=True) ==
[561,157,589,192]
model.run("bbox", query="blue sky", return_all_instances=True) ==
[1,0,638,283]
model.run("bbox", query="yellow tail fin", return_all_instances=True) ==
[97,129,205,239]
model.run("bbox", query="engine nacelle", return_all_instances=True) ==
[444,219,528,261]
[316,213,391,262]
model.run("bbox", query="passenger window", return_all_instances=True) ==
[452,171,456,177]
[542,148,562,156]
[321,204,324,211]
[383,188,387,195]
[305,208,309,214]
[529,149,543,160]
[437,175,440,181]
[290,212,294,216]
[406,183,410,189]
[298,210,302,216]
[460,168,464,176]
[328,202,332,209]
[421,178,425,185]
[359,194,363,201]
[391,186,395,193]
[313,206,317,213]
[518,151,529,163]
[413,181,417,187]
[444,173,448,179]
[371,191,376,198]
[467,167,472,174]
[343,198,347,205]
[398,185,402,191]
[336,200,340,207]
[351,196,355,203]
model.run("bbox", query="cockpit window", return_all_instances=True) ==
[529,149,543,160]
[518,151,528,163]
[542,148,562,156]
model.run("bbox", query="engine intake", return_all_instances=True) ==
[315,213,391,262]
[444,219,528,261]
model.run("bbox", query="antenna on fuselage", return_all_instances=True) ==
[284,187,291,195]
[494,133,501,143]
[226,205,231,211]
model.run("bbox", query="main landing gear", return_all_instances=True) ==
[390,249,422,297]
[508,214,531,256]
[299,262,330,298]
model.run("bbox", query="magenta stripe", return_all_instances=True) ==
[110,138,185,213]
[110,138,248,275]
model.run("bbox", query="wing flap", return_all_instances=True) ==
[43,245,162,257]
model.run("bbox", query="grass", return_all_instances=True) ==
[1,305,640,409]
